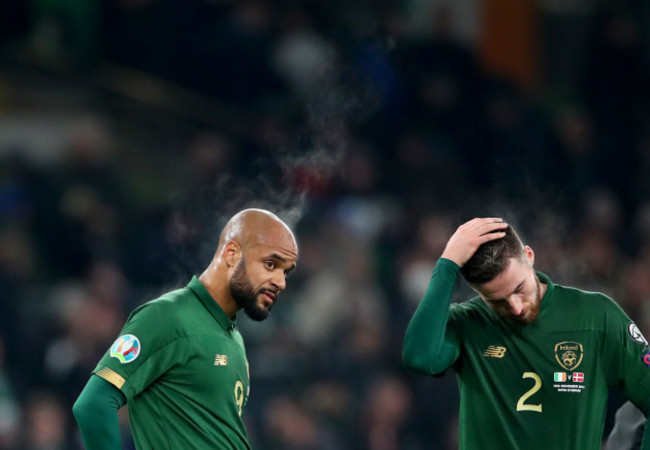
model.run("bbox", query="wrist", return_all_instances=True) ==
[440,253,463,267]
[437,257,461,271]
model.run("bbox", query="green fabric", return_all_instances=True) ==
[403,258,650,450]
[403,257,460,374]
[94,276,251,449]
[73,375,126,450]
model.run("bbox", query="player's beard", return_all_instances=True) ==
[514,276,543,325]
[230,257,271,321]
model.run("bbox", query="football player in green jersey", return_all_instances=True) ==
[403,217,650,450]
[73,208,298,449]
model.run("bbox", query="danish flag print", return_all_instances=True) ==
[572,372,584,383]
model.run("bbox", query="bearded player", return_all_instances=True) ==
[74,208,298,449]
[403,217,650,449]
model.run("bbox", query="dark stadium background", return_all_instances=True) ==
[0,1,649,448]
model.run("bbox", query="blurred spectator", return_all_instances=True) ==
[19,390,73,450]
[272,8,336,100]
[43,276,124,409]
[359,375,416,450]
[261,394,340,450]
[0,338,20,449]
[36,117,127,279]
[550,106,601,205]
[582,11,647,211]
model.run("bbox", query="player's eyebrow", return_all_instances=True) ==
[485,280,525,302]
[266,253,297,274]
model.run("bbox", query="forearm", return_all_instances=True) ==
[402,258,460,375]
[73,374,126,450]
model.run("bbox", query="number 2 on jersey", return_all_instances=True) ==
[516,372,542,412]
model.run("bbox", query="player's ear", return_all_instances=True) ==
[524,246,534,265]
[223,241,242,267]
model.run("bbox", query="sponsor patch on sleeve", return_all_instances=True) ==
[110,334,141,363]
[628,322,648,346]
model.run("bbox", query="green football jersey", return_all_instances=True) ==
[94,276,251,450]
[406,259,650,450]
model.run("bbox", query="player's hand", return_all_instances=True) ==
[441,218,508,267]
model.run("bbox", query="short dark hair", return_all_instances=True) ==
[460,225,525,285]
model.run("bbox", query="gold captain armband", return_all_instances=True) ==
[96,368,126,389]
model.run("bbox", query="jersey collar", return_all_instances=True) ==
[188,276,237,331]
[536,271,554,318]
[536,271,554,298]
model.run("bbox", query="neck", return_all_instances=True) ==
[198,268,238,319]
[538,276,548,301]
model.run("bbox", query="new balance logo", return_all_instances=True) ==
[214,354,228,366]
[483,346,507,358]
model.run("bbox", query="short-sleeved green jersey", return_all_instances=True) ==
[94,276,251,450]
[404,259,650,450]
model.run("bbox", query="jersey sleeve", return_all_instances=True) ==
[402,258,462,375]
[73,375,126,450]
[93,301,189,401]
[601,296,650,414]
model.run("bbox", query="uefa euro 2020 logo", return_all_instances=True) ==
[110,334,141,364]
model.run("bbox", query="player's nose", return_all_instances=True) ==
[507,297,524,316]
[271,272,287,291]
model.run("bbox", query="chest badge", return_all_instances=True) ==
[554,342,583,371]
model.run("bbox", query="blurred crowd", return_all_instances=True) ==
[1,0,650,449]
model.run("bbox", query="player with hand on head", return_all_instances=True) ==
[73,208,298,449]
[403,217,650,450]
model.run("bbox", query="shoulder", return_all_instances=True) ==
[551,283,633,332]
[112,284,216,358]
[553,283,621,313]
[124,285,200,337]
[129,286,191,317]
[450,297,490,318]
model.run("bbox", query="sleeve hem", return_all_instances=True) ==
[437,257,461,273]
[94,366,134,400]
[95,367,126,390]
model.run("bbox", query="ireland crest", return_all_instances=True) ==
[554,342,583,371]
